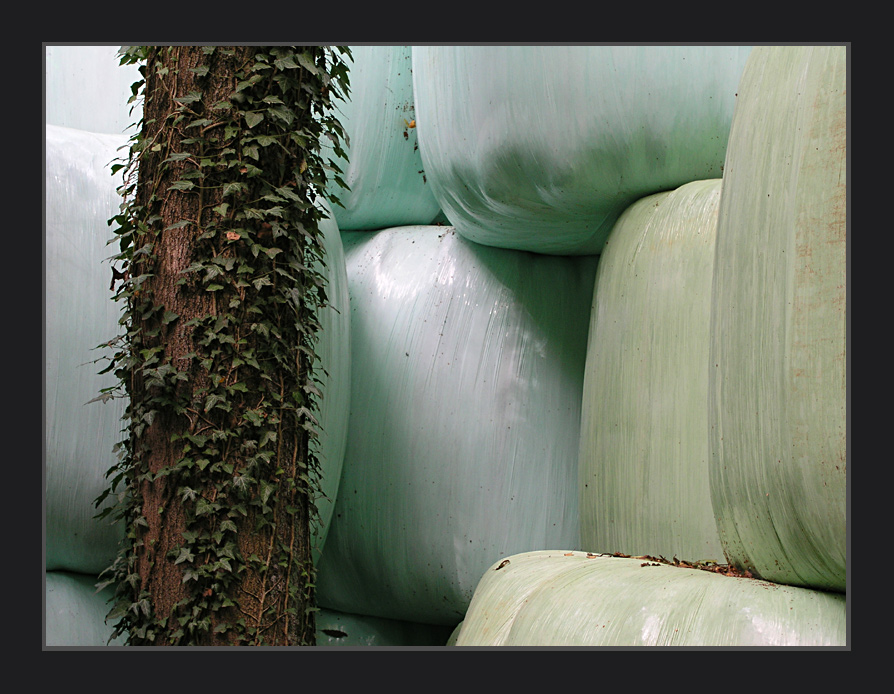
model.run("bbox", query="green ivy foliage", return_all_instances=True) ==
[93,45,351,646]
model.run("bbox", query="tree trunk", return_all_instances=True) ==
[106,45,342,646]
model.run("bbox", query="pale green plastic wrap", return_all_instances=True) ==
[316,608,455,647]
[579,180,725,563]
[411,46,752,256]
[709,46,847,592]
[45,571,125,646]
[454,550,846,647]
[45,125,128,574]
[315,227,598,625]
[45,45,141,136]
[311,199,351,562]
[324,46,441,231]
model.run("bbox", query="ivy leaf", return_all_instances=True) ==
[273,54,299,70]
[294,52,320,74]
[173,547,195,565]
[222,181,246,197]
[186,118,213,130]
[243,409,264,426]
[204,393,226,412]
[245,111,264,128]
[175,91,202,104]
[268,106,295,126]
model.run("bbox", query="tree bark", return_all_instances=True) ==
[124,45,319,646]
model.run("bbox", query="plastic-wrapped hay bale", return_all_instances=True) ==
[324,46,441,230]
[310,199,351,562]
[454,551,846,646]
[45,45,141,135]
[412,45,751,256]
[315,227,598,625]
[709,46,847,592]
[45,125,128,574]
[579,180,725,563]
[316,608,456,647]
[45,571,125,646]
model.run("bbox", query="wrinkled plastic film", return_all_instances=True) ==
[579,180,725,562]
[45,125,129,574]
[324,46,441,230]
[316,227,597,625]
[412,46,751,255]
[709,46,847,592]
[455,551,846,647]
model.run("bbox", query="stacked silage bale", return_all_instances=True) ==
[450,45,847,647]
[707,45,847,594]
[45,124,129,577]
[322,45,442,231]
[45,51,144,629]
[454,551,845,647]
[44,44,847,648]
[577,179,726,564]
[411,45,751,255]
[314,226,597,627]
[314,44,776,641]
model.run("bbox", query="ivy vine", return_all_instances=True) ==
[93,45,351,646]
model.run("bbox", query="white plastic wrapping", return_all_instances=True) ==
[454,551,846,647]
[709,46,847,592]
[45,45,141,136]
[45,571,124,646]
[45,125,128,574]
[324,46,441,230]
[579,180,725,562]
[315,226,598,625]
[412,45,752,255]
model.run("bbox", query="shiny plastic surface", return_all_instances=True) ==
[45,125,128,574]
[455,551,846,646]
[315,226,597,625]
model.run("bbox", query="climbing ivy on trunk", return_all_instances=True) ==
[94,45,350,646]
